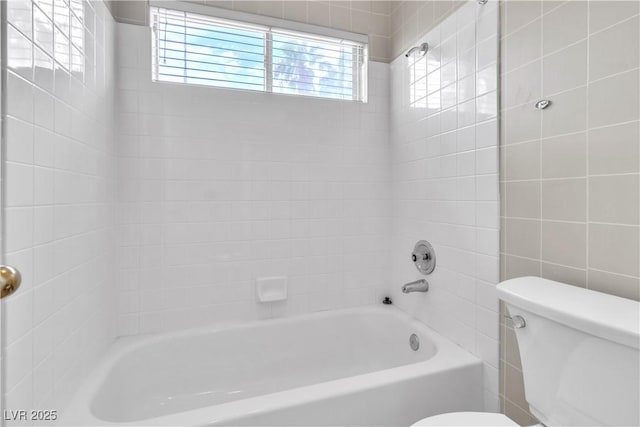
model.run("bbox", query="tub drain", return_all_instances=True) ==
[409,333,420,351]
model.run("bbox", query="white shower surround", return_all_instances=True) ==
[114,24,391,336]
[113,0,500,411]
[0,0,500,420]
[3,0,117,414]
[389,0,501,411]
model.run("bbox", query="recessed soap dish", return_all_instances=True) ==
[256,276,288,302]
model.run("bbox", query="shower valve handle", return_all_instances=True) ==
[411,253,430,262]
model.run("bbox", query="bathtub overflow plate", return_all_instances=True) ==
[409,333,420,351]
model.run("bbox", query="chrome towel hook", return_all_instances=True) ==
[535,99,551,110]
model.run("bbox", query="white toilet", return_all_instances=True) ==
[412,276,640,427]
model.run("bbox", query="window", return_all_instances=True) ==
[150,6,367,102]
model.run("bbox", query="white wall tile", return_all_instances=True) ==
[114,24,391,336]
[390,0,499,411]
[3,0,116,416]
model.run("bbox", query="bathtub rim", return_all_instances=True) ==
[63,305,482,426]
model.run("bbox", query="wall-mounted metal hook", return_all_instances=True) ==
[535,99,551,110]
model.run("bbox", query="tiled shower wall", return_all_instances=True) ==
[389,1,465,59]
[3,0,116,416]
[389,0,500,411]
[114,24,390,336]
[499,1,640,424]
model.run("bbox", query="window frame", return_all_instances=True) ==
[149,1,369,102]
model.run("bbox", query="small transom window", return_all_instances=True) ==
[150,6,368,102]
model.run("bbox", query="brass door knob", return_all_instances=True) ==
[0,265,22,299]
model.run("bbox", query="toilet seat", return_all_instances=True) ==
[411,412,520,426]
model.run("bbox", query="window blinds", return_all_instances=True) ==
[151,7,367,102]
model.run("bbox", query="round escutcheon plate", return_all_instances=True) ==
[411,240,436,275]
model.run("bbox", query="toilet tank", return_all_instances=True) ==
[497,277,639,427]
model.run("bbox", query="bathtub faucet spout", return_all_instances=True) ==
[401,279,429,293]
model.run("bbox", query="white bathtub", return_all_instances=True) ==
[65,306,483,426]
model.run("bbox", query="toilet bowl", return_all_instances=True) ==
[411,412,524,426]
[413,277,640,427]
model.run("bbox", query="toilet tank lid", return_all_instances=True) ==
[497,277,639,350]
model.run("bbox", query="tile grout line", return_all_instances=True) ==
[538,0,543,281]
[585,1,591,291]
[502,251,639,280]
[499,0,507,414]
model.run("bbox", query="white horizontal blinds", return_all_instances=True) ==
[271,29,364,101]
[150,6,366,102]
[152,7,266,91]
